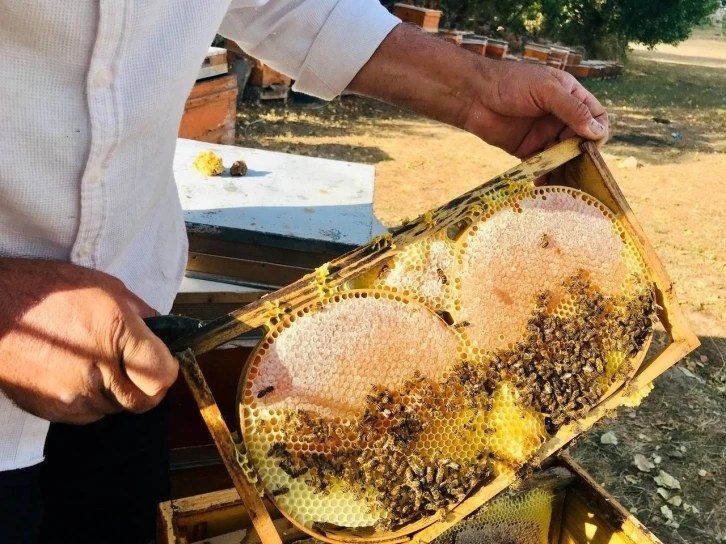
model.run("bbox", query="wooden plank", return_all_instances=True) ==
[156,500,178,544]
[176,350,282,544]
[562,492,637,544]
[549,490,566,544]
[179,75,237,145]
[559,454,663,544]
[189,517,306,544]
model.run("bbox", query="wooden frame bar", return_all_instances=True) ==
[157,455,661,544]
[166,138,698,543]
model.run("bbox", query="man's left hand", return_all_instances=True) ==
[349,23,608,159]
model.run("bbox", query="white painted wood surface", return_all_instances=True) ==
[178,276,262,295]
[174,138,380,247]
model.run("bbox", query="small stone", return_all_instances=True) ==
[618,156,638,169]
[668,495,683,507]
[600,431,618,445]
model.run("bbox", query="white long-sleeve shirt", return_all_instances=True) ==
[0,0,400,472]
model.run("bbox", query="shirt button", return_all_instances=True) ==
[77,244,91,258]
[87,166,105,186]
[93,67,113,88]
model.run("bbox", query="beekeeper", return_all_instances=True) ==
[0,2,607,543]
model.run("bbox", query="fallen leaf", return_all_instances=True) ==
[680,367,697,379]
[601,431,618,445]
[700,355,709,363]
[635,454,655,472]
[618,156,638,169]
[665,520,681,529]
[661,505,674,521]
[697,469,713,480]
[638,433,652,441]
[684,503,700,514]
[668,496,683,507]
[653,455,662,465]
[625,475,641,485]
[654,471,681,490]
[657,488,671,500]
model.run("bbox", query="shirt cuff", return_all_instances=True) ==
[292,1,400,100]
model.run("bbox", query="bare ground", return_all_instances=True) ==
[235,34,726,543]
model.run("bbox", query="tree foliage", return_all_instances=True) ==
[393,0,720,58]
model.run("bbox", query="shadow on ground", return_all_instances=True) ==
[583,55,726,164]
[572,329,726,544]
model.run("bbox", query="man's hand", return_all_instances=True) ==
[0,259,178,424]
[349,24,608,159]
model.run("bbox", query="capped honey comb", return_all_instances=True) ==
[239,184,656,536]
[431,487,555,544]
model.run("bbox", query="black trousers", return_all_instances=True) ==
[0,398,170,544]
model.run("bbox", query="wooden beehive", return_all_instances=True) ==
[438,30,464,46]
[157,454,663,544]
[485,39,509,59]
[461,38,488,56]
[524,43,551,62]
[393,4,443,32]
[178,74,238,145]
[163,139,698,544]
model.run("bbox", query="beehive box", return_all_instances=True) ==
[393,4,443,32]
[165,138,697,544]
[485,39,509,59]
[178,74,238,145]
[461,38,487,56]
[157,454,662,544]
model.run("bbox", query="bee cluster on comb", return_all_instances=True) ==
[237,183,657,536]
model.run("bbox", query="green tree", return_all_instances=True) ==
[388,0,720,58]
[541,0,720,57]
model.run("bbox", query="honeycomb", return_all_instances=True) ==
[348,231,456,312]
[292,486,556,544]
[238,184,656,537]
[192,150,224,176]
[431,487,556,544]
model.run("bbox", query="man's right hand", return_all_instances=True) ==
[0,259,178,424]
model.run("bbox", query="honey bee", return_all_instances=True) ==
[436,268,448,285]
[257,385,274,399]
[539,233,550,248]
[267,442,287,458]
[272,486,290,496]
[409,454,425,477]
[413,488,423,510]
[376,264,392,281]
[452,321,471,330]
[253,418,267,434]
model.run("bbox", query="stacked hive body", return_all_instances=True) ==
[239,179,657,538]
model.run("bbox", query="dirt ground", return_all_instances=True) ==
[235,33,726,543]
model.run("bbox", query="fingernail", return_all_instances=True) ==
[589,119,605,135]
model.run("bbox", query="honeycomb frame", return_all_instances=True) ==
[169,139,700,544]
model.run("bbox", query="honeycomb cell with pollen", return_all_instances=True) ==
[236,181,657,538]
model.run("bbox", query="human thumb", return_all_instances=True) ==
[545,86,606,141]
[118,312,179,402]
